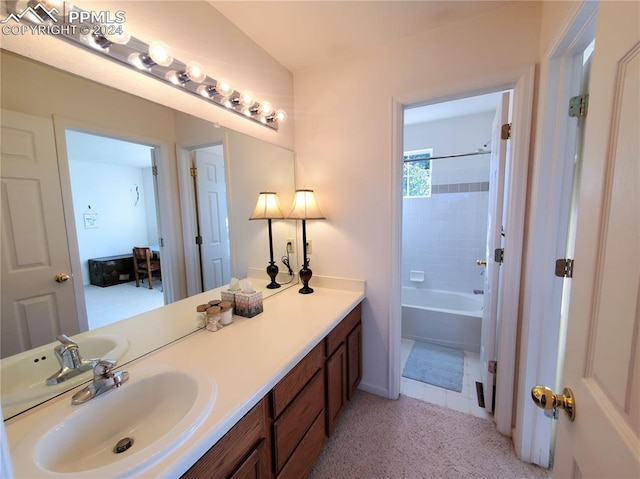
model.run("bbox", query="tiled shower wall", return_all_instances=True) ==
[402,109,494,293]
[402,185,489,292]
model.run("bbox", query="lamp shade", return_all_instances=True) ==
[287,189,326,220]
[249,192,284,220]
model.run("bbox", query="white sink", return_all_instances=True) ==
[11,365,216,477]
[1,334,129,408]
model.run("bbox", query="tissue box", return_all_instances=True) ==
[234,290,263,318]
[220,290,236,306]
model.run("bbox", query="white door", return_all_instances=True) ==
[552,2,639,476]
[194,148,231,290]
[480,91,510,414]
[1,110,79,357]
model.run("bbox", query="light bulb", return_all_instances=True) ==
[105,26,131,45]
[240,91,255,107]
[185,63,206,83]
[274,110,287,122]
[258,101,273,116]
[148,41,173,67]
[221,97,233,108]
[215,78,233,97]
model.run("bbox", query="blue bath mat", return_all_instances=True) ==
[403,341,464,392]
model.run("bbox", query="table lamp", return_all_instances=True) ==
[249,192,284,289]
[287,189,325,294]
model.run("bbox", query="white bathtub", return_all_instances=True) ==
[401,287,483,353]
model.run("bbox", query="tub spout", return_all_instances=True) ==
[473,289,484,295]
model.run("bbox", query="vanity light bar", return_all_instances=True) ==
[7,1,286,130]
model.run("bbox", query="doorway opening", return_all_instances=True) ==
[399,91,510,420]
[65,130,166,330]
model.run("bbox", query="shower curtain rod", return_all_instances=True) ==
[403,150,491,163]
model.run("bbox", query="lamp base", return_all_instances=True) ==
[299,266,314,294]
[266,262,280,289]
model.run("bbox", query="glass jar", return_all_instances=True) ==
[206,306,222,331]
[196,304,208,329]
[219,301,233,326]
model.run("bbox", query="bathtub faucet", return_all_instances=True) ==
[473,289,484,295]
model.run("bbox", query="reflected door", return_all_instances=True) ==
[194,147,231,290]
[0,110,79,357]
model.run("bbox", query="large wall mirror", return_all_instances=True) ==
[0,50,298,419]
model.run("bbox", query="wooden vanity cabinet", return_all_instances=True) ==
[270,341,325,478]
[182,302,363,478]
[181,398,271,479]
[325,303,363,436]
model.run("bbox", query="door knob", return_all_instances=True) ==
[476,259,487,266]
[54,273,70,283]
[531,385,576,421]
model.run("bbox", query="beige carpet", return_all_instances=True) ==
[308,391,552,479]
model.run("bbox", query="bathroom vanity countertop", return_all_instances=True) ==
[4,278,365,478]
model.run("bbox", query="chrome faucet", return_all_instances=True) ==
[46,334,99,385]
[71,359,129,405]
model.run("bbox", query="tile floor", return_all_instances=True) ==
[401,338,490,419]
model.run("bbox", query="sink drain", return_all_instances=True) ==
[114,437,134,454]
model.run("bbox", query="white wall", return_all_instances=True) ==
[69,160,154,285]
[293,2,542,397]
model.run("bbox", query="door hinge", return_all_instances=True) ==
[195,235,203,245]
[500,122,511,140]
[152,165,158,176]
[190,166,198,177]
[555,258,574,278]
[158,238,164,247]
[569,94,589,118]
[488,360,497,374]
[494,248,504,264]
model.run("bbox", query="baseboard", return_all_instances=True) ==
[357,381,391,399]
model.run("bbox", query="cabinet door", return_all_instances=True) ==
[181,399,269,479]
[229,440,269,479]
[347,322,362,400]
[326,342,347,436]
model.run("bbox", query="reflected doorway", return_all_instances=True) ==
[65,130,166,329]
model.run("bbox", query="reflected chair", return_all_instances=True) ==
[132,247,161,289]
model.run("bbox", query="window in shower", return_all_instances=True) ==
[403,148,432,197]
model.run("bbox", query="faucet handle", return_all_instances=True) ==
[56,334,78,351]
[93,359,117,378]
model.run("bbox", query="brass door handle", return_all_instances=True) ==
[476,259,487,266]
[531,385,576,421]
[54,273,70,283]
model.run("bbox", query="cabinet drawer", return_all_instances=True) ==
[181,398,268,479]
[271,341,324,418]
[272,370,324,472]
[276,411,325,479]
[326,303,362,355]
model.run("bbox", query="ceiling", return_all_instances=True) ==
[210,1,511,73]
[210,1,510,124]
[404,91,503,125]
